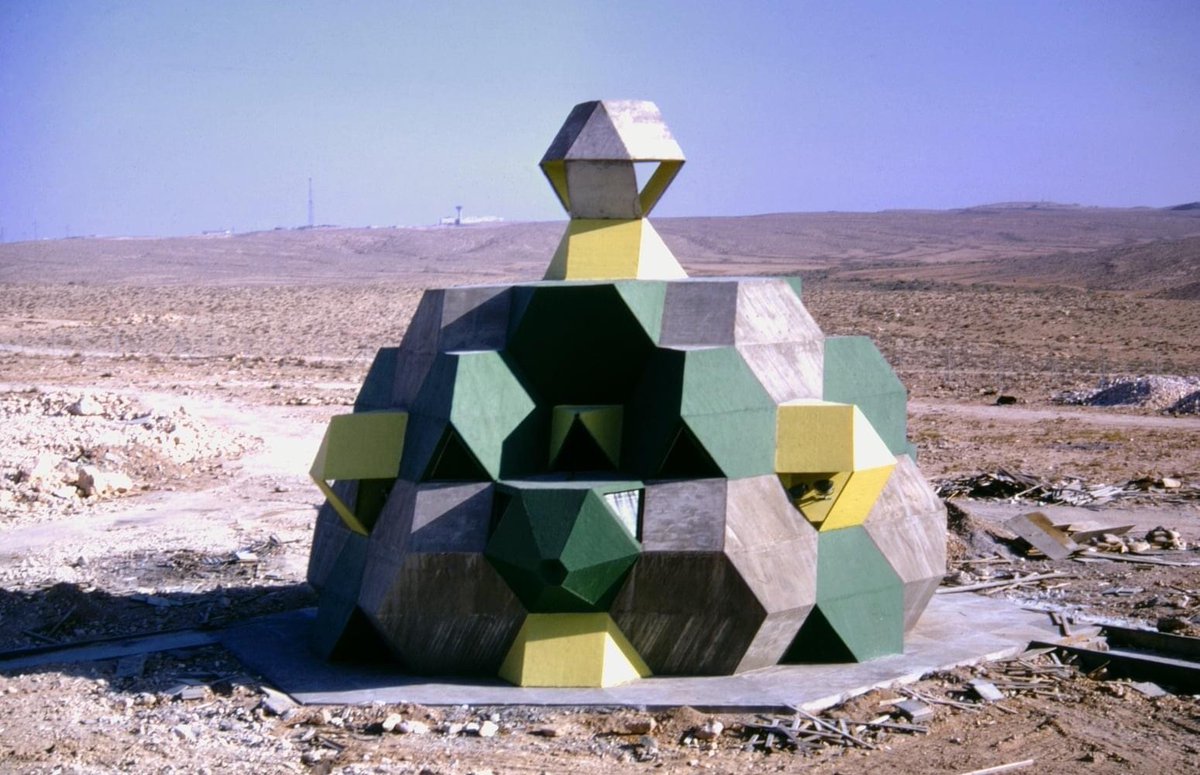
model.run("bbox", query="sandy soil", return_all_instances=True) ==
[2,211,1200,773]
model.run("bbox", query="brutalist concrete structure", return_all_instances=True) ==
[306,100,946,687]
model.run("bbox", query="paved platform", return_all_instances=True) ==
[219,593,1075,711]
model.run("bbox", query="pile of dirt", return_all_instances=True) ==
[1053,374,1200,411]
[0,389,256,524]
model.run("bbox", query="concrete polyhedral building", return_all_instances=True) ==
[306,99,947,687]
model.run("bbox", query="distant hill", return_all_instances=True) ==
[1,206,1199,289]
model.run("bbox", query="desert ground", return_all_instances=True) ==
[1,203,1200,773]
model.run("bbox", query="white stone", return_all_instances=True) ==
[398,720,429,735]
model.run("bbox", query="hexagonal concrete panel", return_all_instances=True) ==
[722,475,819,671]
[611,551,766,675]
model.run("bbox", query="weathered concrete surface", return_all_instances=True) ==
[220,592,1077,711]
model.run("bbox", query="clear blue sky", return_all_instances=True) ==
[2,1,1197,240]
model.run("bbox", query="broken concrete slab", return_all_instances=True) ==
[1005,511,1078,559]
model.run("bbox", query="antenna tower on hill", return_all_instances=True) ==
[307,177,315,228]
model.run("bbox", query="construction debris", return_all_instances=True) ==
[937,469,1198,506]
[1004,512,1078,559]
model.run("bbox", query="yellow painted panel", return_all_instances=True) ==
[780,471,851,526]
[543,220,643,281]
[499,614,650,687]
[637,160,684,216]
[312,477,369,536]
[541,160,571,212]
[821,464,896,531]
[309,412,406,535]
[775,400,855,472]
[577,406,624,467]
[635,220,688,279]
[311,412,408,481]
[550,405,623,467]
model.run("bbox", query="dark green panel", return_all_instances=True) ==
[311,533,372,659]
[823,336,909,456]
[447,351,538,479]
[354,477,397,532]
[623,348,686,477]
[658,423,724,479]
[782,607,855,663]
[484,485,641,613]
[506,283,657,405]
[354,347,401,411]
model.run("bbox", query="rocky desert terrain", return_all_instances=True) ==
[1,204,1199,773]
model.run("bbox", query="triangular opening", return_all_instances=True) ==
[423,426,489,482]
[782,607,856,664]
[326,607,394,663]
[551,417,617,473]
[657,423,723,479]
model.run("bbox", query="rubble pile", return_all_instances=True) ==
[1053,374,1200,412]
[1089,526,1188,554]
[936,469,1197,506]
[0,389,255,521]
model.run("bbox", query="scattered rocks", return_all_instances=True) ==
[398,719,430,735]
[1054,374,1200,412]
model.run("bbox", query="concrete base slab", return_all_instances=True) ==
[220,593,1070,711]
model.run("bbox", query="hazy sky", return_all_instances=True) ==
[2,1,1198,240]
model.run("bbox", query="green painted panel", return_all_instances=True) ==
[310,533,370,659]
[506,284,657,405]
[446,351,537,479]
[680,347,775,416]
[484,486,641,613]
[657,423,724,479]
[423,426,490,482]
[784,276,804,301]
[823,336,909,456]
[613,280,666,343]
[801,527,904,661]
[685,411,776,479]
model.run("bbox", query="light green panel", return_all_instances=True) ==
[809,527,904,661]
[446,351,537,480]
[822,336,909,457]
[613,280,666,343]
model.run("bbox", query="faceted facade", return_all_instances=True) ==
[306,100,946,686]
